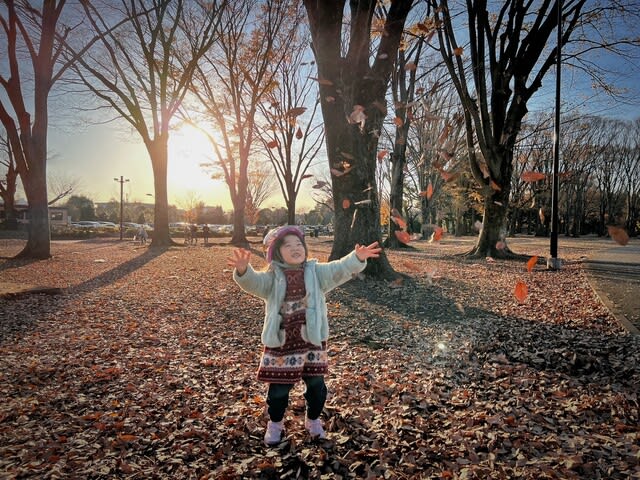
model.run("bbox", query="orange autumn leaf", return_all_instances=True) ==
[395,230,411,244]
[521,171,546,182]
[391,215,407,230]
[514,281,528,303]
[527,255,538,272]
[118,434,137,442]
[295,126,303,139]
[490,180,502,191]
[286,106,307,117]
[426,182,434,199]
[394,116,404,127]
[342,199,351,209]
[266,139,278,149]
[453,47,464,56]
[377,149,389,161]
[607,226,629,246]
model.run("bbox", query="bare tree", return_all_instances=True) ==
[303,0,414,278]
[430,0,640,258]
[0,0,81,257]
[257,33,325,226]
[245,160,278,225]
[47,170,79,205]
[189,0,300,245]
[0,127,19,229]
[71,0,225,246]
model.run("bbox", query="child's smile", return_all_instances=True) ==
[279,234,306,265]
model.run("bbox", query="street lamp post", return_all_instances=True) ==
[114,176,130,241]
[548,0,563,270]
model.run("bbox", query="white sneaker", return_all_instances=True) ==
[264,420,284,446]
[305,417,326,439]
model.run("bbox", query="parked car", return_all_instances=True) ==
[71,221,102,229]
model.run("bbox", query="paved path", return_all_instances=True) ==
[584,243,640,334]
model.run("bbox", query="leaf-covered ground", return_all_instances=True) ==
[0,237,638,479]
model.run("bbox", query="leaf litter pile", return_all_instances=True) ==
[0,238,638,479]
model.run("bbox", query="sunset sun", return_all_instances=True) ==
[167,124,226,207]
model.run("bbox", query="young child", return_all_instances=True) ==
[227,225,381,446]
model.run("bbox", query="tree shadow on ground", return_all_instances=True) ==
[331,277,640,390]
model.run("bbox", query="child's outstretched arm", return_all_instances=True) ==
[355,241,382,261]
[227,248,251,276]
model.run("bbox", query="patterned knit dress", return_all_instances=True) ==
[257,267,328,384]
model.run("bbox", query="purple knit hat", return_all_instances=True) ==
[263,225,305,262]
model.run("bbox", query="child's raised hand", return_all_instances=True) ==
[355,241,382,261]
[227,248,251,275]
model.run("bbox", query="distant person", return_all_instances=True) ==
[227,225,381,446]
[136,225,148,245]
[190,224,198,245]
[202,224,210,245]
[184,225,192,245]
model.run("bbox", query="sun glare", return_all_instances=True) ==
[168,124,227,207]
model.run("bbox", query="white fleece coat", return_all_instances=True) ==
[233,251,367,348]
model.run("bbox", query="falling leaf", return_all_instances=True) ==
[496,241,506,250]
[490,180,501,192]
[267,139,278,149]
[348,105,367,126]
[521,171,547,182]
[539,208,546,223]
[342,199,351,209]
[395,230,411,243]
[301,174,313,180]
[377,150,389,161]
[426,183,434,199]
[607,226,629,246]
[514,281,528,303]
[286,106,307,117]
[295,127,304,139]
[438,125,451,144]
[440,170,458,182]
[391,212,407,230]
[453,47,464,56]
[527,256,538,272]
[311,77,333,86]
[312,181,327,189]
[405,61,417,71]
[325,96,335,103]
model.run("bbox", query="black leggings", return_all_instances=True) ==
[266,376,327,422]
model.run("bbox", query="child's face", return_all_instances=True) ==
[278,234,306,265]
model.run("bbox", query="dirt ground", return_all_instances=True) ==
[0,236,638,479]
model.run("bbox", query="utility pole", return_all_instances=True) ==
[114,176,130,241]
[548,0,563,270]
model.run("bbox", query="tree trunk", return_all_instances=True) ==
[468,187,512,258]
[16,129,50,259]
[18,172,50,259]
[147,138,173,246]
[303,0,412,279]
